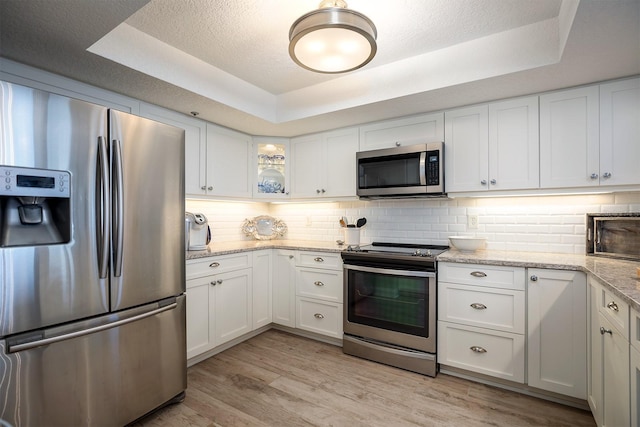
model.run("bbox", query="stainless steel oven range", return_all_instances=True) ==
[341,242,448,377]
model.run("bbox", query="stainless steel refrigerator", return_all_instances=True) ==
[0,81,187,426]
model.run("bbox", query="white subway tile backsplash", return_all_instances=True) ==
[195,192,640,254]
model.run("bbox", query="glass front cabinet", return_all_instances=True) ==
[253,137,290,199]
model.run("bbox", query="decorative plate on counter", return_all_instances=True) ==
[241,215,287,240]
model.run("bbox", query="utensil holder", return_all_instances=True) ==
[344,227,360,246]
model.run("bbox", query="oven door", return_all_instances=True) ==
[343,264,436,353]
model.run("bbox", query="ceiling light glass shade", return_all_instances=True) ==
[289,4,377,74]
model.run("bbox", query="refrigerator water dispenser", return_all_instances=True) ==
[0,165,71,247]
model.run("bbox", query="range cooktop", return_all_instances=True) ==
[345,242,450,258]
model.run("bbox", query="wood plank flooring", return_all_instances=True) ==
[134,330,595,427]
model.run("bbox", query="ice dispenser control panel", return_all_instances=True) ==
[1,165,70,198]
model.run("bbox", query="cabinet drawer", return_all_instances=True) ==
[186,253,252,280]
[438,322,525,383]
[598,283,630,338]
[438,283,525,334]
[296,297,343,338]
[631,307,640,353]
[438,263,525,290]
[297,251,342,270]
[297,268,343,302]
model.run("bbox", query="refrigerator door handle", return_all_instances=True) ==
[97,136,110,279]
[8,302,178,353]
[113,138,125,277]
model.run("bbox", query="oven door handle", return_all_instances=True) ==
[344,264,435,278]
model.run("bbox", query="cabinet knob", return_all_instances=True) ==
[217,279,223,284]
[208,186,213,191]
[480,180,487,185]
[470,346,487,353]
[603,172,612,179]
[314,313,325,319]
[470,303,487,310]
[600,327,613,335]
[321,188,326,193]
[201,186,206,190]
[210,281,216,286]
[530,275,538,282]
[314,257,324,262]
[606,301,619,312]
[490,179,497,185]
[395,141,401,147]
[316,189,321,194]
[590,173,599,180]
[209,262,220,268]
[314,281,325,287]
[289,255,294,259]
[470,271,487,278]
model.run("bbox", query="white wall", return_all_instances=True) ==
[189,191,640,254]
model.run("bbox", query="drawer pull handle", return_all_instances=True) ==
[606,301,619,312]
[600,327,613,335]
[314,313,324,319]
[209,262,220,268]
[470,346,487,353]
[314,257,324,262]
[470,303,487,310]
[470,271,487,278]
[314,281,325,287]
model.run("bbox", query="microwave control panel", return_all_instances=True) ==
[426,150,440,186]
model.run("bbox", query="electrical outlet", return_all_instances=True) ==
[306,215,312,226]
[468,214,479,230]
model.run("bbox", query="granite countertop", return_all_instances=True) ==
[439,249,640,313]
[187,240,640,313]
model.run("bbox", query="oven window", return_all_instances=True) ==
[346,268,429,337]
[358,152,422,189]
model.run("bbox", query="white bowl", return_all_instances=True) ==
[448,236,487,252]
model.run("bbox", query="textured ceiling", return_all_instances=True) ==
[1,0,639,137]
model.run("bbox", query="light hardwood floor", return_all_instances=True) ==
[135,330,595,427]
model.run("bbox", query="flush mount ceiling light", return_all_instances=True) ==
[289,0,377,74]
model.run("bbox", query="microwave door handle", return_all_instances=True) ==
[419,152,427,186]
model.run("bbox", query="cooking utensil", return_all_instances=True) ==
[356,218,367,228]
[339,218,347,228]
[342,216,349,226]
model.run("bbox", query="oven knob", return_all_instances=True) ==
[413,249,422,256]
[426,250,432,257]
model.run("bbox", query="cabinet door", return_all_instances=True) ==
[445,105,489,192]
[290,134,323,198]
[631,346,640,427]
[599,78,640,187]
[540,86,599,188]
[254,137,290,199]
[600,313,631,427]
[527,269,587,398]
[323,127,358,198]
[206,124,252,198]
[488,96,539,191]
[272,250,297,327]
[214,269,252,345]
[359,113,444,151]
[588,280,604,425]
[186,277,215,359]
[252,250,272,329]
[139,103,207,196]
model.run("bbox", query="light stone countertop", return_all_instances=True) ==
[187,240,640,313]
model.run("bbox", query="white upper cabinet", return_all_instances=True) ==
[206,123,252,198]
[291,127,359,199]
[139,103,207,196]
[253,137,290,199]
[359,113,444,151]
[540,86,600,188]
[488,96,539,191]
[444,105,489,192]
[599,77,640,187]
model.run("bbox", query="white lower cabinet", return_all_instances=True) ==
[252,250,272,329]
[185,254,253,360]
[527,268,587,399]
[272,250,297,327]
[631,307,640,427]
[295,251,343,338]
[589,276,631,427]
[438,263,526,382]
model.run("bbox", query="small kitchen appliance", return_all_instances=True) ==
[586,213,640,260]
[341,242,449,377]
[185,212,211,250]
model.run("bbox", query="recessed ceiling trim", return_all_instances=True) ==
[88,1,578,125]
[88,23,278,122]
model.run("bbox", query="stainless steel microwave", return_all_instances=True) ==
[356,142,445,198]
[586,213,640,260]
